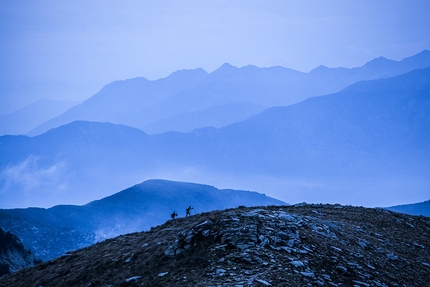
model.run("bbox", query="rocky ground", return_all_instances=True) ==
[0,203,429,287]
[0,228,40,277]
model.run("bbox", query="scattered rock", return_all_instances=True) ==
[386,253,398,260]
[216,269,226,276]
[0,228,41,276]
[300,271,314,278]
[336,265,348,273]
[125,276,141,282]
[1,204,430,287]
[290,260,305,267]
[255,278,271,285]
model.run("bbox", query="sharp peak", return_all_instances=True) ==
[220,62,235,68]
[367,56,391,62]
[365,49,430,65]
[309,65,329,72]
[213,62,238,71]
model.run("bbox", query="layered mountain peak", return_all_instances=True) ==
[0,179,285,260]
[402,49,430,65]
[164,67,208,83]
[343,67,430,92]
[209,62,238,76]
[362,56,396,70]
[25,50,430,137]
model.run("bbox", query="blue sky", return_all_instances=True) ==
[1,0,429,113]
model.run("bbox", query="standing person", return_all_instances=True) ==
[186,206,194,217]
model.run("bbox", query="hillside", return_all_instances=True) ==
[28,50,430,136]
[0,228,40,277]
[0,180,284,260]
[1,204,429,286]
[387,200,430,217]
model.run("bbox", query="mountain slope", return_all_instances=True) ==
[0,179,284,260]
[1,68,429,208]
[387,200,430,217]
[0,228,40,277]
[28,68,209,136]
[29,50,430,136]
[0,121,152,208]
[1,204,429,286]
[143,102,267,134]
[150,68,430,204]
[0,99,78,136]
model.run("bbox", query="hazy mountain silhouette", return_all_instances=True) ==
[0,121,151,208]
[0,99,79,136]
[387,200,430,217]
[0,179,284,260]
[28,69,208,136]
[149,68,430,205]
[28,50,430,136]
[1,68,429,208]
[143,102,267,134]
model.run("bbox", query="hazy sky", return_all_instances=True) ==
[1,0,429,113]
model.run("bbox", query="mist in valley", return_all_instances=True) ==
[1,1,429,213]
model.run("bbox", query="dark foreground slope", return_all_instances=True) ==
[1,204,429,287]
[0,179,284,261]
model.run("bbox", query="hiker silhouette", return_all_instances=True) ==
[186,206,194,217]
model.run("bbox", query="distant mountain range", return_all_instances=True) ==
[27,50,430,136]
[1,67,429,208]
[143,101,267,134]
[0,179,284,260]
[0,99,78,136]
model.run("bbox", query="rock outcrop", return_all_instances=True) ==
[0,204,429,286]
[0,228,40,277]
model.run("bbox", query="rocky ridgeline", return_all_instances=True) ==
[0,204,429,286]
[161,205,430,286]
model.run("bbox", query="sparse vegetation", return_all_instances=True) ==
[1,204,429,286]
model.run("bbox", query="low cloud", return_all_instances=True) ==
[0,155,68,207]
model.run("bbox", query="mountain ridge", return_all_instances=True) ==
[1,204,429,286]
[0,179,284,260]
[387,200,430,217]
[0,99,79,136]
[27,50,430,136]
[1,68,429,208]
